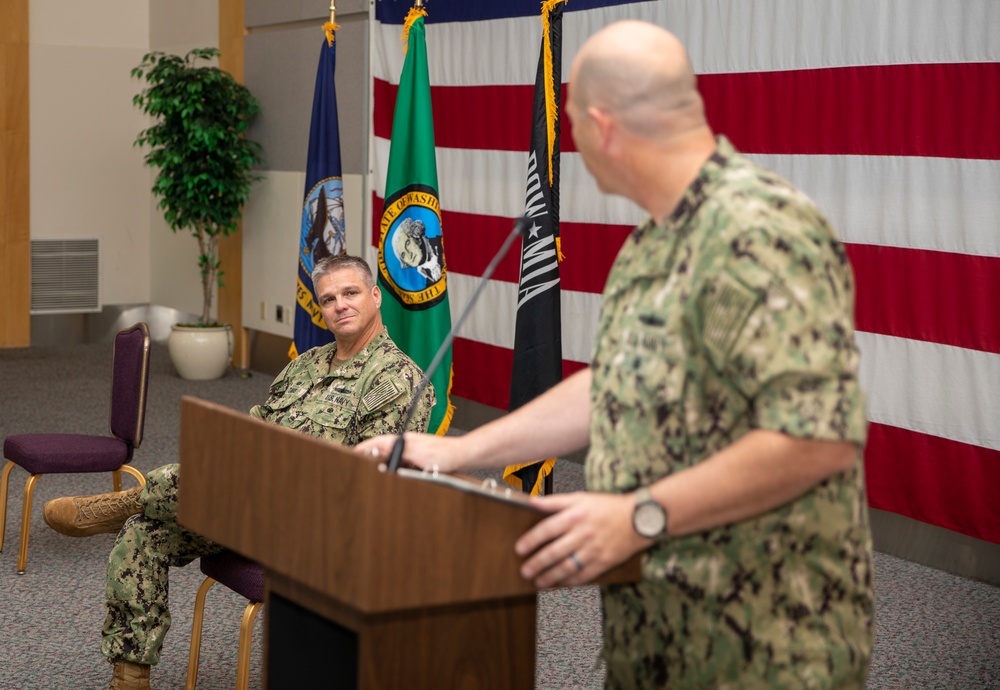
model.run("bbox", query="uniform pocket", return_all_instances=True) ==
[296,388,360,432]
[264,383,359,440]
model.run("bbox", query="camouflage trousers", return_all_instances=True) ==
[101,463,224,665]
[600,581,870,690]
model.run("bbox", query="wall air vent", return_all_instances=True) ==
[30,239,100,314]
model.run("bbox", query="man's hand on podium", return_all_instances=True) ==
[356,432,466,474]
[514,491,650,588]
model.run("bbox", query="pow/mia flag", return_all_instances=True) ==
[503,0,566,496]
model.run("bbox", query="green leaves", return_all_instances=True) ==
[132,47,263,240]
[132,48,264,324]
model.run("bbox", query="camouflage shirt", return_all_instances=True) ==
[249,328,435,445]
[588,137,873,688]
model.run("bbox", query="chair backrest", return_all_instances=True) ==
[108,322,151,451]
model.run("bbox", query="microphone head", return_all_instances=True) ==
[513,215,532,237]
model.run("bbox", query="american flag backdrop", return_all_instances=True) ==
[370,0,1000,544]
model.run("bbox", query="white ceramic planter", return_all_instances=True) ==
[167,324,233,380]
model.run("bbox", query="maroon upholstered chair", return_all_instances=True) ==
[0,322,151,573]
[186,550,264,690]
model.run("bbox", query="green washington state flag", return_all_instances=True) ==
[377,12,453,434]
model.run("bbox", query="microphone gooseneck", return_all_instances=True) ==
[386,215,531,472]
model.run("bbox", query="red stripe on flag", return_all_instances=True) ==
[375,79,535,153]
[375,63,1000,159]
[848,244,1000,354]
[452,337,587,410]
[865,423,1000,544]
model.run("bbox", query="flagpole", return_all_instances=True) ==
[322,0,339,45]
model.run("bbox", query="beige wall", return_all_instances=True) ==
[146,0,220,318]
[29,0,151,306]
[26,0,360,334]
[27,0,222,319]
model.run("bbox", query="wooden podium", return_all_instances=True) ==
[176,397,639,689]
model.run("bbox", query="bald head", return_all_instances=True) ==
[570,21,706,140]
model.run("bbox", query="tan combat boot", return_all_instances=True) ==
[43,486,143,537]
[108,661,153,690]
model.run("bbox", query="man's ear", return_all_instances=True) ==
[587,105,614,152]
[372,284,382,308]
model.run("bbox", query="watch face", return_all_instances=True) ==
[634,502,666,538]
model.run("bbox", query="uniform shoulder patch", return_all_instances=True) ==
[362,379,403,412]
[704,273,760,366]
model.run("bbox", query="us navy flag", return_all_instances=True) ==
[503,0,565,495]
[292,37,344,358]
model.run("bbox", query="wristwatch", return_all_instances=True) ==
[631,486,668,539]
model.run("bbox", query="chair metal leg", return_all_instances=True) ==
[119,465,147,489]
[185,576,217,690]
[0,460,15,553]
[236,601,263,690]
[112,469,122,492]
[0,460,17,551]
[18,473,41,574]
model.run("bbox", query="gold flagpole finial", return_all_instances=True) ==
[323,0,340,45]
[415,0,424,8]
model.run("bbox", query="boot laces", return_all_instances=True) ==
[78,490,142,521]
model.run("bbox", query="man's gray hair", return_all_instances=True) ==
[311,254,375,289]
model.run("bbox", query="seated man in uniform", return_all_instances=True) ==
[42,254,435,690]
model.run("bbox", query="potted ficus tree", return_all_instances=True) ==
[131,47,263,379]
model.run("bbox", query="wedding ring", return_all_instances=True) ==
[569,552,584,572]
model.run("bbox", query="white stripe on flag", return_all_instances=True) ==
[856,331,1000,451]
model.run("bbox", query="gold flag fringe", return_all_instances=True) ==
[401,6,428,53]
[540,0,565,188]
[502,457,557,495]
[323,21,340,47]
[435,366,456,436]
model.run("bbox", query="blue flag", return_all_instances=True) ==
[292,38,345,358]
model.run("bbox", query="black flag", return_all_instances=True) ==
[503,0,564,495]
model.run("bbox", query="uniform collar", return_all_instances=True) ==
[632,135,737,243]
[303,327,390,384]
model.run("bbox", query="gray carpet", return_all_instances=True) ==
[1,342,998,689]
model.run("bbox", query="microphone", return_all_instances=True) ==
[386,215,532,472]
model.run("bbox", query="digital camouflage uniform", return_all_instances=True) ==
[102,328,434,665]
[587,137,873,689]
